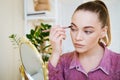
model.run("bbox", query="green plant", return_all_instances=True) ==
[9,34,21,48]
[26,23,52,62]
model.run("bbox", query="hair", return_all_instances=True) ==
[73,0,111,46]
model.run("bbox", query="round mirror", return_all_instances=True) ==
[20,37,44,80]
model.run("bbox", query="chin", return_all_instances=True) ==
[75,48,87,53]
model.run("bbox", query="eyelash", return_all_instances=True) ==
[84,31,93,34]
[70,25,94,34]
[70,26,78,31]
[71,28,93,34]
[70,28,78,31]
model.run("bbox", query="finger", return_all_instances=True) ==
[49,28,65,40]
[55,31,66,37]
[52,31,66,42]
[50,32,66,46]
[50,27,65,36]
[51,35,65,53]
[57,34,66,41]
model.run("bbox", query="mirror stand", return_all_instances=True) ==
[19,37,48,80]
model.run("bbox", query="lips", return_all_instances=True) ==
[74,43,84,48]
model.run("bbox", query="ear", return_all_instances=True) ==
[100,26,108,38]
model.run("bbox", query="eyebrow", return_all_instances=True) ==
[71,23,77,28]
[84,26,94,29]
[71,22,94,29]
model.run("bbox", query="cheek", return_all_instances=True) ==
[70,31,101,44]
[86,34,100,44]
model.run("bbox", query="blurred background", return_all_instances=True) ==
[0,0,120,80]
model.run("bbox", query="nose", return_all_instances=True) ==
[75,30,84,41]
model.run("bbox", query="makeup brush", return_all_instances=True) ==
[42,26,71,32]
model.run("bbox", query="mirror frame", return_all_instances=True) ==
[19,37,47,80]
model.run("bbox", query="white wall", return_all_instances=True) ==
[58,0,120,53]
[0,0,24,80]
[104,0,120,53]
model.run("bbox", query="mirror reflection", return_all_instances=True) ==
[20,38,45,80]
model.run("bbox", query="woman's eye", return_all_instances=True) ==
[71,28,76,31]
[84,31,93,34]
[71,28,78,32]
[70,26,78,31]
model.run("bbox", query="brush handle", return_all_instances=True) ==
[42,26,70,32]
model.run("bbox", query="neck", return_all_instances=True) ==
[78,44,104,73]
[78,44,104,60]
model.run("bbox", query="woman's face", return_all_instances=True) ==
[70,10,107,53]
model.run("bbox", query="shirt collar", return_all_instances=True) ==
[97,47,111,75]
[69,47,111,75]
[69,51,80,69]
[69,51,86,74]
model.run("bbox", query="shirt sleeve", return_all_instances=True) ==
[48,57,64,80]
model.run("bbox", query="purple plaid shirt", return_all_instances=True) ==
[48,47,120,80]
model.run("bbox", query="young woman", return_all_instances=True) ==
[48,0,120,80]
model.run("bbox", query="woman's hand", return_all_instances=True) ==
[49,25,66,67]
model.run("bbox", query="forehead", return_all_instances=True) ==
[72,10,101,28]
